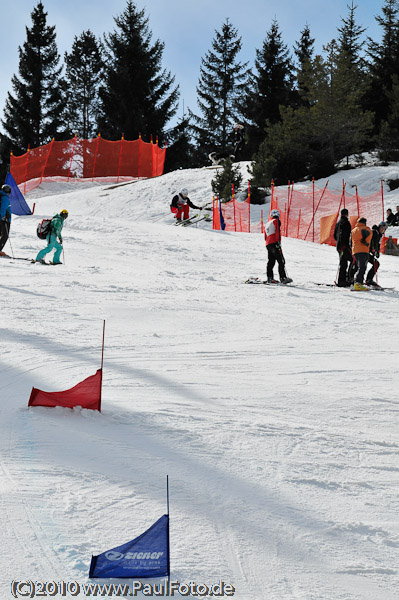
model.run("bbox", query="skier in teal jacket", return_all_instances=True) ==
[35,209,68,264]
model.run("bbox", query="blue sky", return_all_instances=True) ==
[1,0,384,135]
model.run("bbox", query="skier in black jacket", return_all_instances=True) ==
[365,221,387,286]
[209,123,245,165]
[170,188,202,222]
[333,208,353,287]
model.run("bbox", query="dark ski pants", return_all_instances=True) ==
[354,252,369,284]
[366,255,380,283]
[0,220,10,252]
[266,244,287,280]
[337,247,354,285]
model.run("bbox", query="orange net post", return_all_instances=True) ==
[381,179,385,222]
[117,135,124,182]
[23,146,30,195]
[67,135,78,182]
[41,138,54,184]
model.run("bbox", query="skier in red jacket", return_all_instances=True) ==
[265,209,292,284]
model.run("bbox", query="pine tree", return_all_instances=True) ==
[1,1,66,153]
[250,5,373,186]
[244,19,294,155]
[211,158,243,202]
[294,24,316,106]
[326,2,373,162]
[378,74,399,160]
[64,31,104,138]
[191,18,250,165]
[365,0,399,130]
[163,114,196,172]
[98,0,179,140]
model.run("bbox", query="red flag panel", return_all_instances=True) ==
[28,369,102,411]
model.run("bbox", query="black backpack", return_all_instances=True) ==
[36,218,52,239]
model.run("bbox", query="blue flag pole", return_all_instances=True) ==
[166,475,170,583]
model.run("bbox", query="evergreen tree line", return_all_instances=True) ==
[2,0,399,186]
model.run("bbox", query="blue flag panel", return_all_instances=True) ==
[5,172,32,215]
[89,514,169,579]
[219,200,226,230]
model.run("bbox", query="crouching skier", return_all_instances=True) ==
[265,209,292,284]
[170,188,202,222]
[34,209,68,264]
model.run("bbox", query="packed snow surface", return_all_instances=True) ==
[2,162,399,599]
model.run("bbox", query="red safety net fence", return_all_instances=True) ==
[10,135,166,194]
[271,180,385,246]
[212,184,252,232]
[213,179,385,247]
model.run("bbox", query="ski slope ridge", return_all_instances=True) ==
[1,162,399,599]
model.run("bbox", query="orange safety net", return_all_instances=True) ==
[212,179,388,251]
[11,135,166,193]
[270,181,385,246]
[212,196,251,232]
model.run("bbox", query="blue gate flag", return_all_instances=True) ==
[219,199,226,231]
[5,172,32,215]
[89,514,170,579]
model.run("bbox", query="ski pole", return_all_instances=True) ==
[335,253,341,285]
[6,222,14,259]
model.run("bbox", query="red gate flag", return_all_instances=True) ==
[28,321,105,411]
[28,369,102,411]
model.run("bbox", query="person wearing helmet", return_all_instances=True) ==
[264,209,293,284]
[0,183,12,255]
[170,189,202,222]
[34,209,68,264]
[365,220,388,287]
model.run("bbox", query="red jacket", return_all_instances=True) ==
[265,217,281,246]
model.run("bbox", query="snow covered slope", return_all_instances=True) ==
[1,163,399,600]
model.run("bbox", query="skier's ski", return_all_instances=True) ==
[182,214,212,227]
[0,254,34,262]
[174,214,198,226]
[31,259,51,265]
[245,277,294,286]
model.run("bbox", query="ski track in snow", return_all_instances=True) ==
[1,162,399,599]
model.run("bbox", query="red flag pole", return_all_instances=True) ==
[101,319,105,371]
[381,179,384,221]
[99,320,105,412]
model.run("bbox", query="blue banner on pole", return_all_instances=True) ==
[219,199,226,230]
[89,514,170,579]
[5,172,32,215]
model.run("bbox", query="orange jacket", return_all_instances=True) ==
[351,220,372,254]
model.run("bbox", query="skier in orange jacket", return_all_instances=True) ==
[351,217,372,291]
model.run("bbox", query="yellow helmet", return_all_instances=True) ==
[60,209,69,218]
